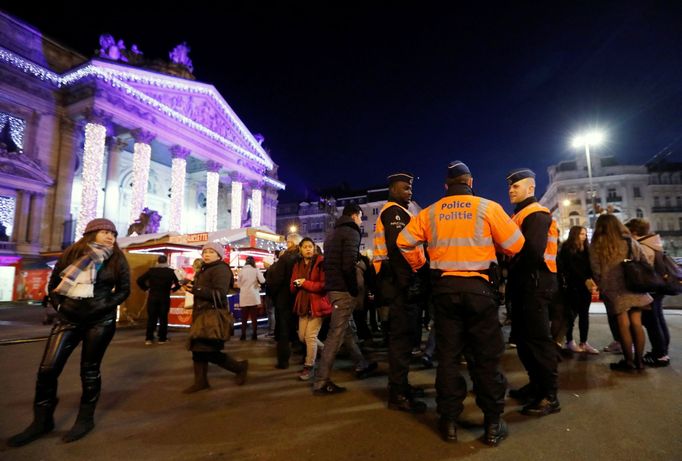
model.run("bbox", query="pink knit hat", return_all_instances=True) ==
[84,218,118,236]
[202,242,225,258]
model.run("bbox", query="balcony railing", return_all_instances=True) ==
[0,241,16,252]
[651,206,682,213]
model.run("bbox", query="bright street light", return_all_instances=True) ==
[562,199,571,207]
[572,129,607,227]
[289,225,297,234]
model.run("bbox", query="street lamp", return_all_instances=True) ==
[572,130,606,227]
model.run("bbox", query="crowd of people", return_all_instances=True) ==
[7,161,677,448]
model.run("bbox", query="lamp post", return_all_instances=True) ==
[572,130,605,228]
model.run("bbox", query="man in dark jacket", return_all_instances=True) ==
[137,255,181,344]
[313,204,377,395]
[267,234,301,369]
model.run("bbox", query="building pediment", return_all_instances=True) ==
[0,147,53,191]
[0,48,277,173]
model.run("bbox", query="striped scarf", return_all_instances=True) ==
[55,243,114,298]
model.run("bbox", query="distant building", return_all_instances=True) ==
[540,153,682,255]
[277,186,421,253]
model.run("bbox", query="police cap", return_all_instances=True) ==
[447,160,471,178]
[506,168,536,186]
[387,172,414,185]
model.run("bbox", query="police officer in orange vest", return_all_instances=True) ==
[506,168,561,416]
[397,161,525,446]
[373,172,427,414]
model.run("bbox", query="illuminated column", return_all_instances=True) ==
[205,161,222,232]
[169,146,190,233]
[230,175,243,229]
[128,129,155,225]
[13,191,31,242]
[251,184,262,227]
[28,193,46,243]
[75,122,107,237]
[103,137,127,222]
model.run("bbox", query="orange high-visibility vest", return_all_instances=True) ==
[372,201,412,274]
[511,202,558,273]
[397,195,525,280]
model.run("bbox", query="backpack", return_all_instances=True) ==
[653,251,682,295]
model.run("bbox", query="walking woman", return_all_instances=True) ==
[558,226,599,354]
[291,238,331,380]
[238,256,265,340]
[589,214,652,371]
[183,242,248,393]
[8,218,130,446]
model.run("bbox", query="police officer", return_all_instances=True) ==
[373,172,426,414]
[397,161,524,446]
[506,168,561,416]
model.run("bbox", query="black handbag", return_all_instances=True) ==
[621,238,663,293]
[188,290,234,341]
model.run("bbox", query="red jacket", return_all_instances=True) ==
[290,255,332,317]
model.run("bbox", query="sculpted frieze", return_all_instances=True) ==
[96,89,158,125]
[144,91,249,148]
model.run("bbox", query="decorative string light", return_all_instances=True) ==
[206,171,219,232]
[252,189,262,227]
[76,123,106,237]
[0,47,275,170]
[231,181,243,229]
[263,176,285,190]
[129,142,152,225]
[0,195,16,236]
[169,156,187,233]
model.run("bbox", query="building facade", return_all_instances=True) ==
[0,12,285,264]
[540,152,682,255]
[277,186,421,253]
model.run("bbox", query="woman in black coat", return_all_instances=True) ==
[183,242,248,393]
[8,218,130,446]
[558,226,598,354]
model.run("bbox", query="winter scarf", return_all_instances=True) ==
[55,242,114,298]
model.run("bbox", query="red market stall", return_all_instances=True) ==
[117,228,284,328]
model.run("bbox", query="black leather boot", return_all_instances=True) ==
[388,386,427,414]
[7,400,57,447]
[521,393,561,416]
[62,402,96,443]
[483,417,508,446]
[438,417,457,442]
[183,361,210,393]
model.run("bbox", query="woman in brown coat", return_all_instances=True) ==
[183,242,248,392]
[589,214,652,371]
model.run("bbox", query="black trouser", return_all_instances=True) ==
[353,307,372,341]
[35,315,116,407]
[510,274,558,397]
[274,292,295,366]
[388,291,420,393]
[565,288,592,343]
[643,295,669,357]
[433,284,506,420]
[146,296,170,341]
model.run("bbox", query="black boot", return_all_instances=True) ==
[235,360,248,385]
[483,418,508,446]
[7,400,57,447]
[62,402,96,443]
[438,417,457,442]
[183,361,210,393]
[521,393,561,416]
[388,386,426,414]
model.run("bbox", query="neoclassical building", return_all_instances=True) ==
[540,151,682,255]
[0,12,285,263]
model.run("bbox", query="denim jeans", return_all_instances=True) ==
[314,291,368,387]
[298,315,323,367]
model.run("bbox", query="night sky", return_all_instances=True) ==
[4,2,682,211]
